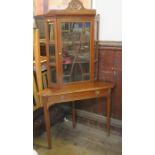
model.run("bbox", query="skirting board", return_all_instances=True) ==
[76,109,122,128]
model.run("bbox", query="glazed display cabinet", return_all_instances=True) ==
[44,0,99,88]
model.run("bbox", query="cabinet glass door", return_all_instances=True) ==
[47,21,57,84]
[61,22,90,83]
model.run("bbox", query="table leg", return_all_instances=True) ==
[106,95,111,135]
[72,101,76,128]
[42,97,52,149]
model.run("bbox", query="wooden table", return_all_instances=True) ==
[39,81,113,149]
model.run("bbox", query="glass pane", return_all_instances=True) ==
[94,15,99,80]
[94,16,99,61]
[94,42,98,80]
[61,22,90,83]
[50,66,56,83]
[94,41,98,61]
[48,22,55,41]
[49,44,56,64]
[94,62,98,80]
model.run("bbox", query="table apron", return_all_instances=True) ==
[47,89,110,105]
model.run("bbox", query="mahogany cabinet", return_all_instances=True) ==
[39,1,114,148]
[44,0,99,88]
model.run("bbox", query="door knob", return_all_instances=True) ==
[95,90,100,95]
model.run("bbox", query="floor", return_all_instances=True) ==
[34,120,122,155]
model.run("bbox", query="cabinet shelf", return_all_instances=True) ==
[62,30,70,32]
[63,73,90,77]
[63,41,89,44]
[49,62,56,67]
[63,60,89,65]
[48,40,56,44]
[33,56,47,65]
[40,39,46,44]
[63,73,90,82]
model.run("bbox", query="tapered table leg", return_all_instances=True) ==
[106,95,111,135]
[72,101,76,128]
[42,97,52,149]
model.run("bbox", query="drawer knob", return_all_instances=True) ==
[95,90,100,95]
[60,96,64,100]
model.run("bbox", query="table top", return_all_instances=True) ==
[38,81,114,97]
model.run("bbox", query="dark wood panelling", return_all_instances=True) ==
[77,41,122,120]
[98,41,122,119]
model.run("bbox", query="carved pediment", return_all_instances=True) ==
[45,0,96,17]
[67,0,85,10]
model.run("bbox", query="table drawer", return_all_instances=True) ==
[47,89,110,105]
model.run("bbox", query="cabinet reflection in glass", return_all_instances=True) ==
[61,22,91,83]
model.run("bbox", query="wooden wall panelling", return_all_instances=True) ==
[99,50,115,82]
[113,50,122,119]
[98,41,122,119]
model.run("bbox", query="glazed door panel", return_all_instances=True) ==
[60,21,91,84]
